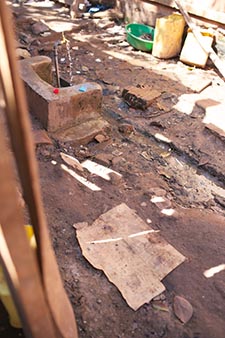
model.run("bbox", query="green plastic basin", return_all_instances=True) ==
[125,23,155,52]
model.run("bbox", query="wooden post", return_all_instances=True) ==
[0,1,79,337]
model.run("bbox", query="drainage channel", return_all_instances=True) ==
[147,139,225,213]
[161,151,225,211]
[114,115,225,214]
[106,107,225,208]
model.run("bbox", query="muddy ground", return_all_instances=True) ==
[1,1,225,338]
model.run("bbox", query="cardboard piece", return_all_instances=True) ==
[73,203,185,310]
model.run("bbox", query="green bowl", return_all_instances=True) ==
[125,23,155,52]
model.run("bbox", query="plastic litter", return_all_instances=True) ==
[78,85,87,92]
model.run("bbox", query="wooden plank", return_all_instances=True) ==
[74,203,185,310]
[0,106,57,337]
[147,0,225,25]
[0,1,78,337]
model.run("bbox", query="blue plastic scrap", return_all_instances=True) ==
[79,85,87,92]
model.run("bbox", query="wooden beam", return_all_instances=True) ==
[144,0,225,25]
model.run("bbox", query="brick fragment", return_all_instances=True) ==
[122,86,161,110]
[33,129,52,145]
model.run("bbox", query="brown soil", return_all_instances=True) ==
[1,2,225,338]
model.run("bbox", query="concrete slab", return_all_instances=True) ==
[203,103,225,139]
[175,71,212,93]
[53,117,110,144]
[196,84,225,139]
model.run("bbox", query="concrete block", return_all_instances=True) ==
[19,56,103,133]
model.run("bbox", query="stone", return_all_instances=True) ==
[94,153,113,166]
[95,134,109,143]
[70,0,89,19]
[122,86,161,110]
[31,22,50,35]
[153,293,166,301]
[109,172,123,185]
[173,295,193,324]
[39,148,51,158]
[16,48,31,59]
[118,123,134,135]
[111,156,125,166]
[214,195,225,208]
[155,133,171,143]
[32,129,52,146]
[82,66,89,72]
[147,187,167,197]
[112,149,123,156]
[19,32,32,45]
[156,93,176,112]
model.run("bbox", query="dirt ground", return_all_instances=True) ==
[1,1,225,338]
